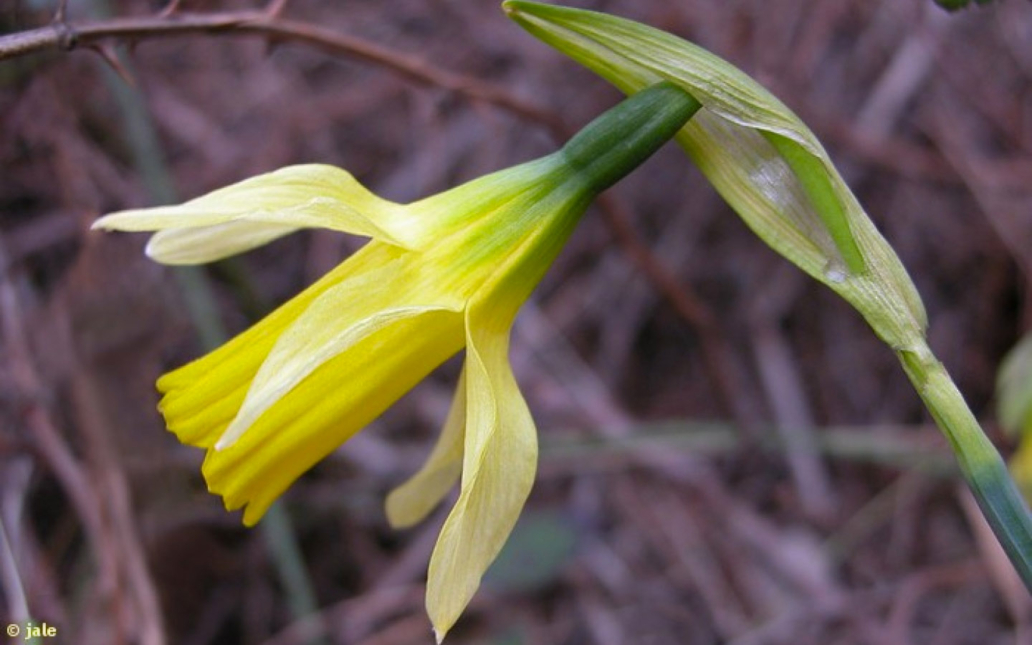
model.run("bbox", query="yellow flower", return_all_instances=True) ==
[93,81,700,640]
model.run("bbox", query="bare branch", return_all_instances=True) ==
[0,10,561,132]
[88,43,136,86]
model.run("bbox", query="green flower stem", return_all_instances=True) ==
[899,340,1032,584]
[562,81,702,192]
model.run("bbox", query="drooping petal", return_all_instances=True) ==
[160,241,419,448]
[157,246,383,449]
[217,253,463,449]
[204,306,466,525]
[92,164,422,263]
[385,366,467,529]
[144,222,300,265]
[425,308,538,642]
[419,170,601,639]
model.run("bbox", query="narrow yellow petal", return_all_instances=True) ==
[219,301,460,450]
[202,307,465,525]
[385,366,467,529]
[144,222,299,265]
[93,164,422,262]
[158,242,396,447]
[425,310,537,640]
[215,251,460,448]
[217,241,467,448]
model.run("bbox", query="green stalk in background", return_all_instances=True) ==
[503,0,1032,588]
[997,335,1032,500]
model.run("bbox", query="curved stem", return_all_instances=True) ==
[898,340,1032,587]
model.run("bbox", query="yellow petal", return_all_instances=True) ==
[425,308,537,641]
[205,306,465,525]
[144,222,299,265]
[92,164,420,263]
[157,247,376,448]
[219,283,463,449]
[160,241,406,446]
[385,366,467,529]
[217,242,468,449]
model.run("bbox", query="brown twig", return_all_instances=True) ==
[2,228,167,643]
[69,368,167,645]
[0,10,561,133]
[0,238,120,632]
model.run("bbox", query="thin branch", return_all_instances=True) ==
[0,10,561,132]
[0,238,118,628]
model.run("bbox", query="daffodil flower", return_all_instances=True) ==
[93,81,700,640]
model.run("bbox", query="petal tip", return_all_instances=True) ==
[213,433,238,451]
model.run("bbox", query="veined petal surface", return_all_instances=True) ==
[145,221,301,265]
[219,255,462,448]
[92,164,423,261]
[206,306,465,525]
[426,309,537,643]
[157,250,371,448]
[422,184,588,639]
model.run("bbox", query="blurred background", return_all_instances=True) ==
[2,0,1032,643]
